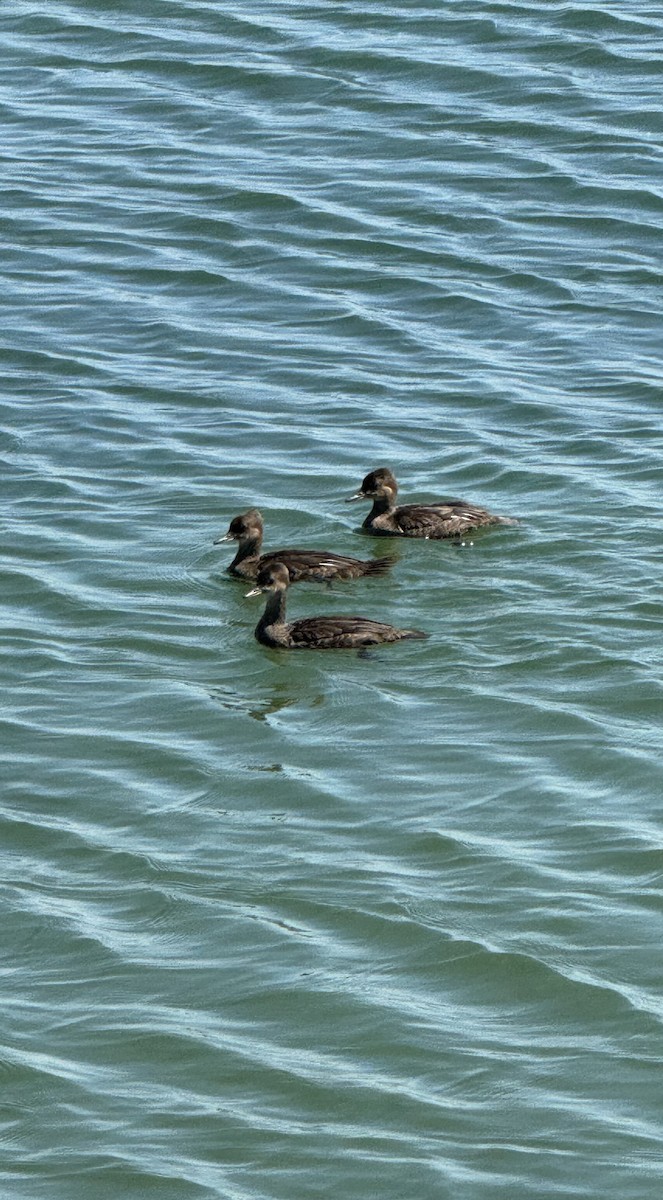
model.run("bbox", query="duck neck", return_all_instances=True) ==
[230,533,262,571]
[365,491,395,522]
[256,587,287,643]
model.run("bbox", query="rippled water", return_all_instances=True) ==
[3,2,663,1197]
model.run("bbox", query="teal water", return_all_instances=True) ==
[2,2,663,1197]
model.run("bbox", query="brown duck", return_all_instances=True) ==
[246,562,428,650]
[215,508,392,582]
[347,468,518,538]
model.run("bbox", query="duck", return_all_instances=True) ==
[347,467,518,539]
[215,508,392,582]
[245,562,428,650]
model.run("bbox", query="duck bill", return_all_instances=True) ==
[244,585,263,597]
[213,532,234,544]
[345,492,365,502]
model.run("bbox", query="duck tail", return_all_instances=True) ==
[361,556,394,577]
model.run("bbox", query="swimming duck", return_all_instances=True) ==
[347,468,517,538]
[215,508,392,582]
[246,562,428,650]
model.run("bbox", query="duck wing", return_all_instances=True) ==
[394,502,503,538]
[288,616,426,649]
[260,549,390,581]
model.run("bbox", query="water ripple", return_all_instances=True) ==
[3,1,663,1197]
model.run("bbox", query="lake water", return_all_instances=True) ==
[2,2,663,1197]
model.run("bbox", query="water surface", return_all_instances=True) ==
[2,2,663,1197]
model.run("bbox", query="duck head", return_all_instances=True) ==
[214,508,263,544]
[346,468,398,503]
[245,561,291,597]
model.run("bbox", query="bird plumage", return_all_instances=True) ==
[347,468,517,539]
[246,562,427,650]
[215,508,392,581]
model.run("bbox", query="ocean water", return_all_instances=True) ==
[2,2,663,1197]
